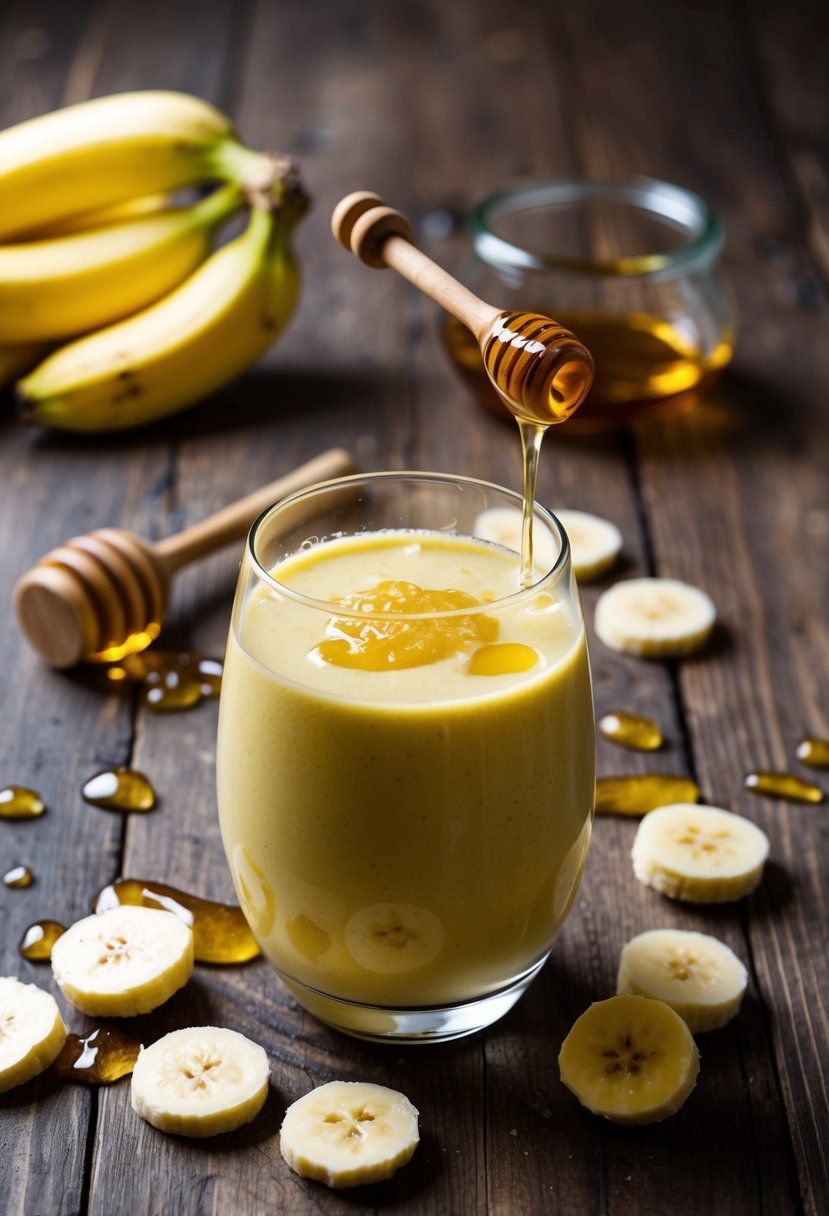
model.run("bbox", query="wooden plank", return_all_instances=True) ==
[2,0,826,1212]
[0,2,242,1215]
[749,0,829,283]
[0,6,141,1215]
[548,0,827,1211]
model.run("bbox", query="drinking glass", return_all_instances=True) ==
[217,471,595,1042]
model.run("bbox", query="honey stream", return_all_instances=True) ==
[480,310,594,584]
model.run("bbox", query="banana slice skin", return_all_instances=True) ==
[280,1080,420,1188]
[632,802,769,903]
[594,577,716,657]
[51,905,194,1016]
[617,929,748,1032]
[131,1026,269,1137]
[0,977,67,1092]
[559,994,699,1125]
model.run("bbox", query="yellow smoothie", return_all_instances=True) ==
[217,529,594,1012]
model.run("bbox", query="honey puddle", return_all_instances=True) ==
[92,878,260,964]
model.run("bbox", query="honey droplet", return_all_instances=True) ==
[105,648,221,710]
[142,669,203,713]
[19,919,66,961]
[468,642,539,675]
[795,736,829,770]
[114,648,195,683]
[197,657,223,698]
[599,711,663,752]
[91,878,260,964]
[745,771,824,805]
[595,774,700,816]
[3,864,33,888]
[0,786,45,820]
[81,767,156,812]
[52,1023,141,1084]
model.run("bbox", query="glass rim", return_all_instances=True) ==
[471,174,723,278]
[246,470,571,619]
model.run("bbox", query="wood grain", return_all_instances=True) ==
[0,0,826,1213]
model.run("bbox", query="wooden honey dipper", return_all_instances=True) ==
[331,191,594,426]
[14,447,356,669]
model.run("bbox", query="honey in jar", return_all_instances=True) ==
[443,177,735,431]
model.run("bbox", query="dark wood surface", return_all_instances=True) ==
[1,1,827,1212]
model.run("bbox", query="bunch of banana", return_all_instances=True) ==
[0,90,309,430]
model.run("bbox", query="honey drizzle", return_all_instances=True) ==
[52,1023,141,1084]
[595,774,700,816]
[518,422,546,587]
[19,919,66,960]
[745,771,824,805]
[599,712,664,752]
[81,767,156,812]
[479,311,593,587]
[92,878,260,964]
[0,786,45,820]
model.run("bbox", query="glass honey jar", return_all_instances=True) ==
[443,176,736,431]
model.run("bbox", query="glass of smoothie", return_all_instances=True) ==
[217,471,595,1042]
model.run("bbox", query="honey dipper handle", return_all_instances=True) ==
[151,448,357,574]
[332,191,498,337]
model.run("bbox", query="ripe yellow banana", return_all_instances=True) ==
[13,192,174,240]
[18,177,308,432]
[0,183,243,343]
[0,90,268,240]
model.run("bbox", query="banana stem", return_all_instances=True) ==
[208,137,308,216]
[190,181,246,228]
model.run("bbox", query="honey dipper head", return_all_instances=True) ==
[14,529,166,669]
[482,310,595,426]
[331,191,413,267]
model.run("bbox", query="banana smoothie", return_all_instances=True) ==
[218,513,594,1035]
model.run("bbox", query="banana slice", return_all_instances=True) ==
[131,1026,269,1137]
[51,905,194,1016]
[594,577,716,657]
[345,903,443,974]
[558,994,699,1125]
[0,977,67,1093]
[631,802,769,902]
[553,509,623,581]
[472,506,558,572]
[280,1080,420,1188]
[617,929,748,1032]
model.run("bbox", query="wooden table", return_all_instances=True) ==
[1,1,827,1212]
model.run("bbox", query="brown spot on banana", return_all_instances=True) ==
[112,382,144,403]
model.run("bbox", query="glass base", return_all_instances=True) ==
[280,954,549,1043]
